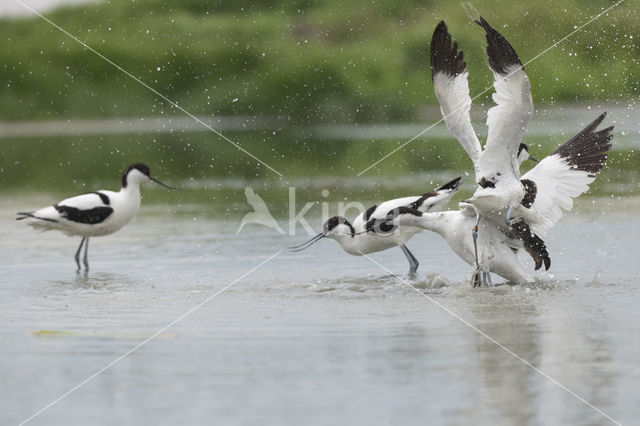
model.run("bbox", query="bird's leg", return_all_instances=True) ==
[83,237,90,271]
[400,244,419,276]
[474,269,494,288]
[472,270,481,288]
[505,205,513,226]
[471,216,481,287]
[74,237,86,272]
[485,271,493,287]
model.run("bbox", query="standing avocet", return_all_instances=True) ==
[17,163,179,271]
[288,177,461,274]
[386,114,613,285]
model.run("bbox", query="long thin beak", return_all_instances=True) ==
[150,176,181,190]
[286,233,324,252]
[529,156,540,163]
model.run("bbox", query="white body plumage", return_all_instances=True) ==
[288,177,462,274]
[389,205,533,283]
[21,183,142,238]
[17,163,177,270]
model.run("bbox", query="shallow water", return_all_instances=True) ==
[1,197,639,426]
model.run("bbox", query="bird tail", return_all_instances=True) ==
[16,211,36,221]
[17,211,58,222]
[17,211,60,233]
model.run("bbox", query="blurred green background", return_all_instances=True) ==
[0,0,638,201]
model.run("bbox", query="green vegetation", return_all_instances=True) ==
[2,130,637,202]
[1,0,638,124]
[1,1,637,196]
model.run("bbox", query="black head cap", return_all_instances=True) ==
[323,216,354,234]
[122,163,151,187]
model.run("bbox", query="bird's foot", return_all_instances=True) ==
[471,270,494,288]
[471,269,481,288]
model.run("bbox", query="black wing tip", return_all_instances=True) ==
[510,222,551,271]
[554,112,614,175]
[430,19,467,79]
[601,125,615,135]
[474,16,488,28]
[476,16,522,74]
[436,177,462,191]
[16,212,32,220]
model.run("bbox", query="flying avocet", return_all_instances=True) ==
[17,163,179,271]
[287,177,462,274]
[387,113,613,285]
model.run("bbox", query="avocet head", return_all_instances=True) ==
[286,216,356,252]
[122,163,180,190]
[517,143,539,166]
[323,216,355,240]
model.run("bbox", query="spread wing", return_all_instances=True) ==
[521,113,613,235]
[475,17,533,179]
[430,21,481,166]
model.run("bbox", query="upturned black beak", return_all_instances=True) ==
[150,176,181,190]
[529,155,540,164]
[286,233,324,252]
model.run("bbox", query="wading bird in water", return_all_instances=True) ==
[288,177,462,275]
[17,163,179,271]
[424,18,612,285]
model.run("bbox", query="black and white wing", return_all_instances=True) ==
[18,191,114,231]
[521,113,613,235]
[52,191,114,224]
[475,17,533,178]
[430,21,481,166]
[353,177,462,233]
[35,191,113,224]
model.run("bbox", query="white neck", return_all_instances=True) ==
[332,233,361,255]
[397,211,452,236]
[120,180,142,198]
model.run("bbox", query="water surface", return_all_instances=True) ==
[1,196,639,425]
